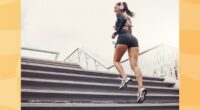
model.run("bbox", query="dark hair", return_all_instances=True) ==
[117,2,134,17]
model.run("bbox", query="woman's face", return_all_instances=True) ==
[114,4,121,13]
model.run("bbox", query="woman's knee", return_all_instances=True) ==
[113,59,120,65]
[130,62,138,69]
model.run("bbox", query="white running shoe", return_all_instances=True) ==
[137,87,147,103]
[119,76,132,90]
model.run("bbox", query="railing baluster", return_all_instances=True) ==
[94,60,97,71]
[78,49,80,63]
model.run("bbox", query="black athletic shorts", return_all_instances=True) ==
[115,29,139,48]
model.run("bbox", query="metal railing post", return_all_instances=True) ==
[54,53,59,60]
[94,60,97,71]
[78,49,81,63]
[85,54,88,70]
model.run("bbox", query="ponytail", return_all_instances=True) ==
[119,2,134,17]
[125,5,134,17]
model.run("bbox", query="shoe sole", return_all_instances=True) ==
[137,89,147,103]
[119,79,132,90]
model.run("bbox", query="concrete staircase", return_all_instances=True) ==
[21,57,179,110]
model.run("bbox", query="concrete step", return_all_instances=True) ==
[22,103,179,110]
[21,58,179,110]
[22,63,165,81]
[22,69,175,88]
[22,57,79,66]
[22,89,179,103]
[22,77,178,95]
[22,58,82,69]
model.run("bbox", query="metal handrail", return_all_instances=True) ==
[22,44,178,79]
[64,48,108,69]
[64,44,165,70]
[64,48,79,62]
[21,47,60,60]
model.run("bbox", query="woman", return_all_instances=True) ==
[112,2,147,103]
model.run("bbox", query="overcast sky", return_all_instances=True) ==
[21,0,179,66]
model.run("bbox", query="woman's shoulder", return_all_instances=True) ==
[116,13,127,19]
[116,13,124,17]
[117,13,131,19]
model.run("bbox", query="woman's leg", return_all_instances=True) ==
[113,44,128,80]
[128,47,143,89]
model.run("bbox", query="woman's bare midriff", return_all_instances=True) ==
[122,25,132,33]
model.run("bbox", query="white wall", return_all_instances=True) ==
[21,0,179,65]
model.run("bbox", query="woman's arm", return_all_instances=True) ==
[113,13,127,36]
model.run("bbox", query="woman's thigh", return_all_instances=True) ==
[128,47,139,65]
[113,44,128,62]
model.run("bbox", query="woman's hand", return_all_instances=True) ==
[112,34,116,39]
